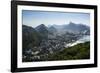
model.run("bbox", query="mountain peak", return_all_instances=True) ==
[69,22,74,24]
[35,24,47,30]
[40,24,45,26]
[69,22,76,25]
[37,24,46,28]
[48,26,57,32]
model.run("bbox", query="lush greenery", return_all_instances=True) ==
[47,42,90,60]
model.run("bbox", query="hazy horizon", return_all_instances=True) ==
[22,10,90,28]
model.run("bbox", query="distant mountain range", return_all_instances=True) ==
[23,22,90,42]
[49,22,90,35]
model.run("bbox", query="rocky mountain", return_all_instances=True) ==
[48,26,57,39]
[35,24,48,39]
[22,25,42,50]
[35,24,48,32]
[48,26,57,33]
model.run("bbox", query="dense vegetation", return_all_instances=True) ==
[47,42,90,60]
[23,41,90,62]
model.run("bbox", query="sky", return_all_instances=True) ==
[22,10,90,28]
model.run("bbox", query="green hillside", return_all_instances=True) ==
[47,42,90,61]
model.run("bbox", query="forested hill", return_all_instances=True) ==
[47,42,90,61]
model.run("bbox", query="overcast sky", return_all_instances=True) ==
[22,10,90,28]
